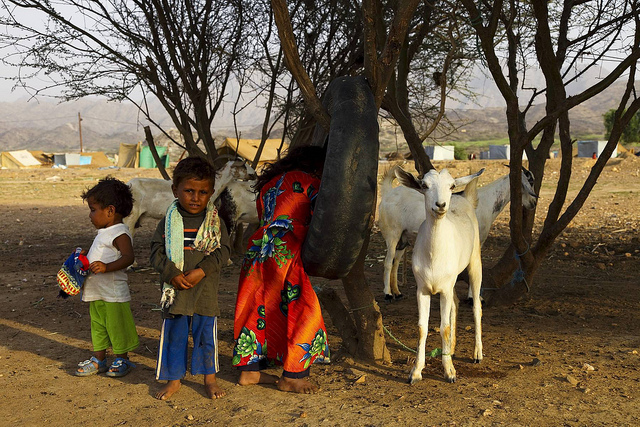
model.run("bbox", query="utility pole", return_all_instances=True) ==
[78,112,83,153]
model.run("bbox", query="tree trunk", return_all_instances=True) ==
[271,0,331,131]
[382,96,434,175]
[484,248,541,307]
[289,114,317,149]
[340,234,391,362]
[144,126,170,180]
[316,287,359,357]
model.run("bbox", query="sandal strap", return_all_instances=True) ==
[110,358,136,369]
[78,356,106,368]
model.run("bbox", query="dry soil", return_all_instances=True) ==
[0,157,639,426]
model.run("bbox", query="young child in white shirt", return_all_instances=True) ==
[75,177,139,377]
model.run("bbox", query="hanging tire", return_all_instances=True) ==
[302,76,379,279]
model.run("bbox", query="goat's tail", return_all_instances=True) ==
[464,177,480,209]
[380,165,400,198]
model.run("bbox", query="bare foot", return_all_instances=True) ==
[155,380,181,400]
[277,376,318,394]
[204,374,226,399]
[238,370,279,386]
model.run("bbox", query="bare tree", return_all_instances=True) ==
[459,0,640,305]
[0,0,251,163]
[380,0,478,175]
[253,0,364,148]
[272,0,420,362]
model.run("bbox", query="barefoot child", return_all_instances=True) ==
[150,156,230,400]
[75,177,139,377]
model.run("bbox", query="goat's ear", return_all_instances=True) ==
[394,167,422,191]
[521,166,535,189]
[453,168,485,191]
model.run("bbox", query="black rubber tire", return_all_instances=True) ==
[301,76,379,279]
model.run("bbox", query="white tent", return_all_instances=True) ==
[424,145,455,160]
[0,150,42,168]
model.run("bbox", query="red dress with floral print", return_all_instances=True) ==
[232,171,329,373]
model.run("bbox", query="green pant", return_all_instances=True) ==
[90,300,139,354]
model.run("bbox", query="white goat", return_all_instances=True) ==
[215,178,259,229]
[379,166,537,300]
[124,160,257,238]
[394,167,484,384]
[124,178,172,239]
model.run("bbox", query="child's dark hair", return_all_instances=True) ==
[172,156,216,187]
[81,176,134,217]
[254,145,326,192]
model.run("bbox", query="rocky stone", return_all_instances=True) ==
[566,374,579,386]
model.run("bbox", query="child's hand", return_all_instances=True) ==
[171,274,195,290]
[89,261,107,274]
[184,268,205,287]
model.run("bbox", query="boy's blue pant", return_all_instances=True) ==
[156,314,219,381]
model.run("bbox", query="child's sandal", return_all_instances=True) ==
[75,356,108,376]
[106,357,135,377]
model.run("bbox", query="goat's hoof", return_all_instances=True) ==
[446,376,457,383]
[384,294,394,302]
[473,358,482,364]
[407,375,422,385]
[408,368,422,384]
[395,293,404,300]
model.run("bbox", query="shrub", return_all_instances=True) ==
[453,144,467,160]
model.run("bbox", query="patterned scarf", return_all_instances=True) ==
[160,198,221,309]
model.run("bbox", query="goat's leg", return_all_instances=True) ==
[460,269,484,305]
[439,289,457,383]
[408,290,431,384]
[232,222,245,254]
[450,285,460,357]
[383,238,399,300]
[468,254,483,363]
[123,209,140,240]
[124,210,141,269]
[390,247,405,298]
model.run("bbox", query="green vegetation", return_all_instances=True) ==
[444,137,509,149]
[453,144,467,160]
[604,109,640,143]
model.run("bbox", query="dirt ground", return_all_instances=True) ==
[0,156,639,426]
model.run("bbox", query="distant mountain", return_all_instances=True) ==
[444,78,627,143]
[0,96,261,153]
[448,63,615,109]
[0,98,157,152]
[0,74,627,154]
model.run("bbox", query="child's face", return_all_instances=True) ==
[87,197,115,229]
[172,178,215,215]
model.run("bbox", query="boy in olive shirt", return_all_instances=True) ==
[150,157,230,400]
